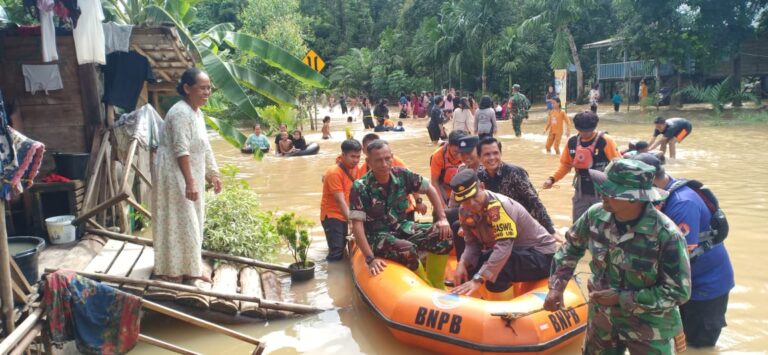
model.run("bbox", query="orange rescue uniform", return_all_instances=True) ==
[430,145,462,201]
[545,110,570,154]
[320,163,361,221]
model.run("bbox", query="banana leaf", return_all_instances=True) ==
[221,32,331,88]
[200,46,261,120]
[204,115,246,148]
[227,63,297,107]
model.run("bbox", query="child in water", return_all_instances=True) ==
[543,97,570,154]
[322,116,332,139]
[392,121,405,132]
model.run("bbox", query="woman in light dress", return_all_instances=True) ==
[452,97,474,134]
[152,68,222,284]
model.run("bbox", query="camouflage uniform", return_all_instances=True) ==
[349,167,452,270]
[549,160,691,354]
[509,92,530,137]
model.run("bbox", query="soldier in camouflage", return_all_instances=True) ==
[349,139,453,288]
[544,159,691,354]
[508,84,530,137]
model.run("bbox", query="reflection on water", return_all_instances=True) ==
[134,107,768,354]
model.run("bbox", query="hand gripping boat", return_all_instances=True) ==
[351,249,587,354]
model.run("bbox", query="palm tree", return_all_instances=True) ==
[489,27,538,94]
[519,0,592,101]
[329,48,373,94]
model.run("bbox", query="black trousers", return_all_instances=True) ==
[680,292,729,348]
[363,117,375,129]
[468,248,553,292]
[321,218,347,261]
[614,103,620,112]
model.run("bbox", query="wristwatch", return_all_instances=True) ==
[472,273,485,284]
[365,255,375,265]
[415,197,424,204]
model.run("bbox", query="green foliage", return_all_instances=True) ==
[256,105,296,133]
[678,78,760,113]
[276,213,313,266]
[735,110,768,123]
[203,165,281,261]
[329,48,373,95]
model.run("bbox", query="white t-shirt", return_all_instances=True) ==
[73,0,105,65]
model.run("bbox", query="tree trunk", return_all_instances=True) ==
[564,27,583,102]
[481,45,487,94]
[732,53,742,107]
[674,71,683,108]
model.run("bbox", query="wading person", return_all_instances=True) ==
[451,170,557,296]
[509,84,530,137]
[474,95,497,139]
[589,84,600,113]
[430,130,466,208]
[245,123,270,153]
[320,139,363,261]
[349,140,452,289]
[544,97,570,155]
[273,123,291,150]
[152,68,222,284]
[477,138,556,235]
[544,159,691,354]
[632,153,734,348]
[542,111,621,222]
[647,116,692,159]
[427,95,445,144]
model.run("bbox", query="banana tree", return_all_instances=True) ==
[107,2,330,148]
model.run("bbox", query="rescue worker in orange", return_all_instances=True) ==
[647,116,692,159]
[430,130,467,209]
[320,139,362,261]
[543,97,570,155]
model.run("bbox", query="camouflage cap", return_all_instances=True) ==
[588,159,669,202]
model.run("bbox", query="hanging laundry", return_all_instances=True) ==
[38,0,59,62]
[52,0,80,26]
[0,90,18,199]
[43,270,142,355]
[22,64,64,95]
[102,51,155,111]
[103,22,133,54]
[72,0,105,65]
[1,128,45,199]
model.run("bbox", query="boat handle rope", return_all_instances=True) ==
[490,272,592,321]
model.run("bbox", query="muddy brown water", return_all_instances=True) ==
[134,106,768,354]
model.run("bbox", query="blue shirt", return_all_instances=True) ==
[245,133,270,150]
[662,177,734,301]
[612,94,622,105]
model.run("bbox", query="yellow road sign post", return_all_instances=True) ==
[302,49,325,72]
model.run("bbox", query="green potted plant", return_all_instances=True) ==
[277,213,315,281]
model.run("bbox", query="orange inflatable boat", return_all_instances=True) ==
[351,249,588,354]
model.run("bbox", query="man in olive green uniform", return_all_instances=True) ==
[544,159,691,354]
[508,84,530,137]
[349,139,452,288]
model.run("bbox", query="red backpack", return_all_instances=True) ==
[573,132,604,170]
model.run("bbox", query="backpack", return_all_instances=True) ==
[572,132,603,170]
[662,179,729,259]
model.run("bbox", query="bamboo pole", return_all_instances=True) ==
[8,323,41,355]
[138,334,201,355]
[83,132,110,209]
[132,162,152,188]
[0,308,43,354]
[142,300,262,347]
[73,191,129,225]
[120,140,139,193]
[44,269,324,314]
[85,228,291,272]
[0,203,15,334]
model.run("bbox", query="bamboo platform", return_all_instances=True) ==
[80,239,295,323]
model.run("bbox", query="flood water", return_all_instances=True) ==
[134,105,768,354]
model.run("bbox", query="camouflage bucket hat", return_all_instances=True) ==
[588,159,669,202]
